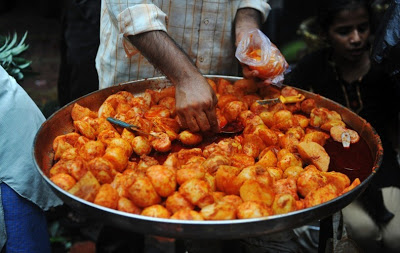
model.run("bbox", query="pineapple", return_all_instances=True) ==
[0,32,31,80]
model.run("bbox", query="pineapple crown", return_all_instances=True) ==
[0,32,31,81]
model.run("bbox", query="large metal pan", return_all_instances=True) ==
[33,75,382,239]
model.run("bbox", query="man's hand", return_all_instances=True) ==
[235,8,272,87]
[175,76,219,133]
[241,64,272,86]
[128,31,219,133]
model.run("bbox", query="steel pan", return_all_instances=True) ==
[33,75,383,239]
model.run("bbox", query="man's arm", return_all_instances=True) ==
[128,31,219,133]
[235,8,262,46]
[234,8,266,80]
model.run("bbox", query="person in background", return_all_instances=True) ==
[57,0,101,107]
[371,0,400,85]
[95,0,271,134]
[286,0,400,252]
[0,65,63,252]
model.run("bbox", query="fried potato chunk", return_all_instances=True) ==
[94,184,119,209]
[131,136,152,156]
[215,165,242,195]
[178,130,203,146]
[165,191,195,214]
[304,184,338,208]
[110,173,135,198]
[150,132,172,152]
[141,204,171,218]
[50,173,76,191]
[53,132,81,160]
[273,177,298,200]
[200,201,237,220]
[103,146,129,172]
[297,141,330,172]
[302,131,330,146]
[179,179,214,208]
[341,178,361,195]
[68,171,101,202]
[80,140,105,161]
[230,153,255,169]
[88,157,117,184]
[283,166,303,179]
[176,163,206,185]
[71,103,97,121]
[202,154,231,175]
[128,177,161,208]
[146,165,177,197]
[322,171,350,193]
[237,201,273,219]
[297,166,327,198]
[171,210,204,220]
[240,180,275,206]
[117,197,142,214]
[272,193,297,215]
[74,120,96,140]
[50,157,88,181]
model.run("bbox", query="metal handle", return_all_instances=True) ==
[279,94,305,104]
[107,117,137,129]
[256,94,305,105]
[106,117,158,138]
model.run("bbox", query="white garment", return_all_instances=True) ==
[0,65,62,250]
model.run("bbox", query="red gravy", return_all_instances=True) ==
[324,138,373,182]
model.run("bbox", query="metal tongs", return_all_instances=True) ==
[256,94,305,105]
[106,117,158,138]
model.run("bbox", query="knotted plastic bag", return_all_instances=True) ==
[235,29,289,86]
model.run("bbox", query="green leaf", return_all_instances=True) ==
[12,56,30,64]
[16,61,31,69]
[3,33,17,52]
[9,68,20,75]
[9,44,29,55]
[16,72,23,80]
[0,36,10,52]
[16,31,28,47]
[0,31,31,80]
[0,50,11,59]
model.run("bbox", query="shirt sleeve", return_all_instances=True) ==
[104,1,168,57]
[103,1,168,36]
[238,0,271,23]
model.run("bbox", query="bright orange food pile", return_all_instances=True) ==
[49,78,361,221]
[247,47,288,80]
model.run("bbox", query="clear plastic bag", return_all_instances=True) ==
[235,29,289,86]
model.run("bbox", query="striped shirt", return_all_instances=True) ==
[96,0,270,89]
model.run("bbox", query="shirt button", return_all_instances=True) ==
[204,19,209,25]
[199,57,204,62]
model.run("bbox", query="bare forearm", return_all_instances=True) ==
[128,31,218,133]
[235,8,262,46]
[128,31,203,85]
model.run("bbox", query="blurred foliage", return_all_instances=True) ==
[0,31,32,80]
[280,40,307,64]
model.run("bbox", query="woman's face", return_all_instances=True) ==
[327,6,370,62]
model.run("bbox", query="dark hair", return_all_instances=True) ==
[317,0,372,33]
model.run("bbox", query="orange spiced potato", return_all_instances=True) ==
[49,77,362,221]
